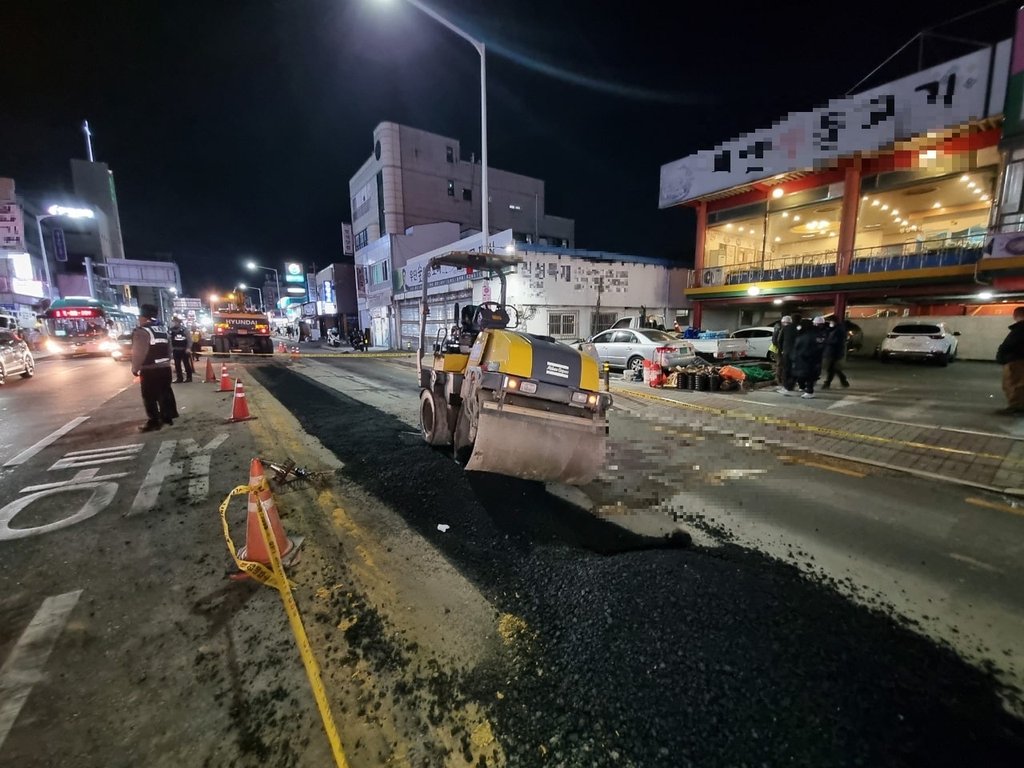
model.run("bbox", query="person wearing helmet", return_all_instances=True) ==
[790,316,828,398]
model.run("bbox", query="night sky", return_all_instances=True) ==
[1,0,1014,295]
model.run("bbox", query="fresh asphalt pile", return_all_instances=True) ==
[253,364,1024,767]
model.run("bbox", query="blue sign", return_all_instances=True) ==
[52,228,67,262]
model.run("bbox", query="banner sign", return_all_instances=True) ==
[660,41,1009,207]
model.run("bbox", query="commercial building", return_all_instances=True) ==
[313,262,358,336]
[349,122,575,255]
[393,229,691,352]
[660,31,1021,357]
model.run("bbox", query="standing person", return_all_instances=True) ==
[995,306,1024,414]
[169,316,194,383]
[821,317,850,389]
[775,316,796,393]
[190,325,203,362]
[791,316,829,398]
[131,305,178,431]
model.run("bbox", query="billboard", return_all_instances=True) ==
[103,258,180,288]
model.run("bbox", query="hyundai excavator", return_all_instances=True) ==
[417,251,610,485]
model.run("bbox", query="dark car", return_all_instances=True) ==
[0,329,36,384]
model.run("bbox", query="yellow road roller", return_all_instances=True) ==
[417,251,610,485]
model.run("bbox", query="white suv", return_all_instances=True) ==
[879,322,959,366]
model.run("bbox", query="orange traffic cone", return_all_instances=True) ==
[226,378,255,422]
[218,364,233,392]
[235,458,297,569]
[289,346,300,361]
[204,357,217,383]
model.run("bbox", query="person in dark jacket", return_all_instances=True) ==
[169,316,193,383]
[774,315,797,392]
[821,317,850,389]
[995,306,1024,414]
[790,316,829,398]
[131,305,178,431]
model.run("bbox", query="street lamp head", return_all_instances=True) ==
[46,205,94,219]
[169,287,178,294]
[209,294,219,302]
[245,261,257,271]
[238,283,247,290]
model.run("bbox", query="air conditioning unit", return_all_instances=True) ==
[701,267,724,286]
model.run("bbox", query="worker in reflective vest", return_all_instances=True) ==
[169,316,194,383]
[131,304,178,432]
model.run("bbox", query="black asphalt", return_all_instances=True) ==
[252,363,1024,767]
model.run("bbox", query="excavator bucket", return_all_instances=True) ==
[465,401,607,485]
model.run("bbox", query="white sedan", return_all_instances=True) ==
[730,326,776,359]
[583,328,697,375]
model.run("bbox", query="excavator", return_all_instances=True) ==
[417,251,610,485]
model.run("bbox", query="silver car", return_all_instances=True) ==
[0,329,36,385]
[583,328,697,375]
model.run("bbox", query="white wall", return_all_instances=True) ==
[852,316,1010,361]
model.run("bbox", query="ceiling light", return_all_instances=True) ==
[974,188,983,195]
[978,291,994,300]
[880,204,889,211]
[772,188,784,199]
[747,286,761,296]
[782,211,789,218]
[725,223,734,229]
[982,194,991,201]
[932,202,941,208]
[968,182,977,189]
[774,236,781,242]
[890,209,899,216]
[871,200,880,207]
[773,298,783,305]
[793,215,801,221]
[960,175,970,182]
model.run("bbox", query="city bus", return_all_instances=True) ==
[41,297,138,358]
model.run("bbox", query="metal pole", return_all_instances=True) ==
[35,214,56,300]
[403,0,488,252]
[479,43,489,253]
[82,120,95,162]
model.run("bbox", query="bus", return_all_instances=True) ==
[41,297,138,358]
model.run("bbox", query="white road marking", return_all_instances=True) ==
[0,590,83,750]
[948,552,1003,574]
[3,417,89,468]
[0,483,119,541]
[826,394,877,411]
[129,440,179,516]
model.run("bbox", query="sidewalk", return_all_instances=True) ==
[611,379,1024,496]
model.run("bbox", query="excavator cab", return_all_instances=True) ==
[417,251,610,485]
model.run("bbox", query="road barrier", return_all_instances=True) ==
[219,473,349,768]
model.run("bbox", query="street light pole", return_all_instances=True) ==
[35,215,56,301]
[402,0,489,252]
[246,261,281,310]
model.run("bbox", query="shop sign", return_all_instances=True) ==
[12,278,45,298]
[660,42,1009,207]
[984,232,1024,259]
[0,203,25,251]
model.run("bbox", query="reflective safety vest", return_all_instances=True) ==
[140,325,171,368]
[170,326,190,350]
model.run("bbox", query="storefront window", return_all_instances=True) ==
[853,163,995,269]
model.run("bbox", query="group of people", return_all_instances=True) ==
[772,315,850,399]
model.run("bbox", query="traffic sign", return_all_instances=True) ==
[52,228,67,262]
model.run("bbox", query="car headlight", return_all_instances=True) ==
[45,340,61,353]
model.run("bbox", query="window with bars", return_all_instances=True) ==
[591,312,617,334]
[547,311,577,338]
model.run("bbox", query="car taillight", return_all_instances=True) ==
[655,346,673,353]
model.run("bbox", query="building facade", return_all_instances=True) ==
[348,123,575,256]
[660,32,1021,357]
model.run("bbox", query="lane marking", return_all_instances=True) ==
[0,590,83,749]
[3,417,90,468]
[614,389,1006,463]
[826,394,878,411]
[948,552,1003,574]
[792,459,867,478]
[964,496,1024,517]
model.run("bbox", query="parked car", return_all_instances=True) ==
[730,326,776,359]
[879,322,960,366]
[111,333,134,362]
[583,328,697,375]
[0,329,36,384]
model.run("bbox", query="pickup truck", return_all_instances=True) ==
[609,316,748,362]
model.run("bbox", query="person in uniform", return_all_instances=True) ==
[131,305,178,431]
[169,316,193,382]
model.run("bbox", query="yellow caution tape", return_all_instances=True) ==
[219,484,350,767]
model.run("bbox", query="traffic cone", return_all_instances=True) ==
[233,458,298,576]
[204,357,217,383]
[218,364,233,392]
[289,346,300,361]
[226,378,255,422]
